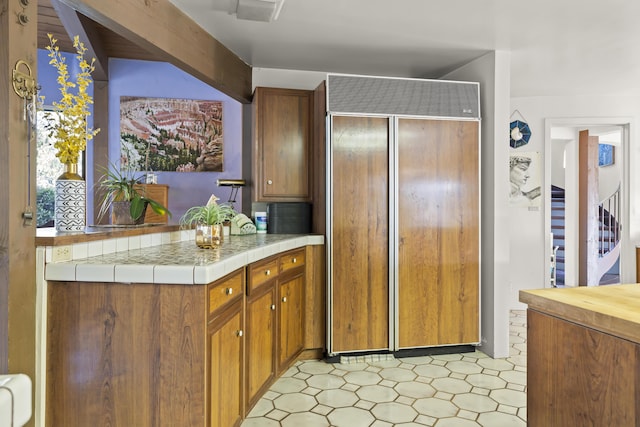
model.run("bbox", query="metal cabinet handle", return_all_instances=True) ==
[237,330,243,337]
[270,304,276,311]
[267,179,273,185]
[225,287,233,295]
[265,269,271,276]
[282,297,287,303]
[292,258,297,263]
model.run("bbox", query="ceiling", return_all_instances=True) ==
[37,0,163,72]
[37,0,640,99]
[167,0,640,98]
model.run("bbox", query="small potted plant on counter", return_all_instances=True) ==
[96,163,171,225]
[179,194,236,248]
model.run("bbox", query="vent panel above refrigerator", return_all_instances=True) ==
[327,74,480,119]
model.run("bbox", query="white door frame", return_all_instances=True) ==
[545,117,633,286]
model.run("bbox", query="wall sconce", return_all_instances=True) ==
[217,179,246,204]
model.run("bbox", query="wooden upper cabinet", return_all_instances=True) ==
[253,87,313,202]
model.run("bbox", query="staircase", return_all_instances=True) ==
[551,186,566,286]
[550,185,621,286]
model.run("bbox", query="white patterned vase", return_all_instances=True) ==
[55,162,86,232]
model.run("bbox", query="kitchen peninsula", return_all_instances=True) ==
[37,227,324,427]
[519,284,640,426]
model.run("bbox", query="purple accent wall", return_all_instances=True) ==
[38,53,243,223]
[109,59,243,223]
[38,49,83,101]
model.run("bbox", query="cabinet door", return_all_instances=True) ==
[135,184,169,224]
[397,118,480,348]
[209,302,243,427]
[246,285,276,410]
[330,115,390,353]
[254,87,312,201]
[278,271,305,372]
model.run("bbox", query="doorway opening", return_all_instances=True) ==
[545,118,630,287]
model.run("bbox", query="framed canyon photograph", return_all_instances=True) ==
[120,96,224,172]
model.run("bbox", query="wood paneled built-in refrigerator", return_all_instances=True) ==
[326,74,481,356]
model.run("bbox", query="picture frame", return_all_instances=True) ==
[598,144,614,167]
[120,96,223,172]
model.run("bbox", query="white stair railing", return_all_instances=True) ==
[598,186,621,258]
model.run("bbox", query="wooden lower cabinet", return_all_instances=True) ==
[245,249,306,412]
[246,283,277,409]
[278,271,305,372]
[46,270,244,427]
[527,309,640,426]
[45,246,321,427]
[208,299,244,427]
[47,281,210,427]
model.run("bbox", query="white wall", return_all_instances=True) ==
[596,129,623,199]
[253,67,327,90]
[510,96,640,295]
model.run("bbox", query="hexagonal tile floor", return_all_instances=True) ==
[241,310,527,426]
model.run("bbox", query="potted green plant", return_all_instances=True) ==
[96,163,171,225]
[180,195,236,248]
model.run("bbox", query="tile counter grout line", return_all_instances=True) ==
[241,310,527,427]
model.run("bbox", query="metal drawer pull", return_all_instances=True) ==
[282,297,287,303]
[237,330,243,337]
[265,269,271,276]
[226,288,233,295]
[267,179,273,185]
[292,258,297,263]
[270,304,276,311]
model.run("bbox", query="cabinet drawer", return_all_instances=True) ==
[249,258,278,293]
[279,249,305,273]
[209,272,243,318]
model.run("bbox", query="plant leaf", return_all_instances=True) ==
[130,195,146,220]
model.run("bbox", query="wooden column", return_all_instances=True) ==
[92,80,109,224]
[0,0,38,424]
[578,130,599,286]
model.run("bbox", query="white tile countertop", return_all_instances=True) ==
[45,234,324,285]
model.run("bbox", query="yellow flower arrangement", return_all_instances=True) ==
[44,33,100,165]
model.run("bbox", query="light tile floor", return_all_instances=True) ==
[241,310,527,427]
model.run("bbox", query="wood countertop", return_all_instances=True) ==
[519,284,640,345]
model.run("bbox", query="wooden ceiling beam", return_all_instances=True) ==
[50,0,109,81]
[55,0,252,103]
